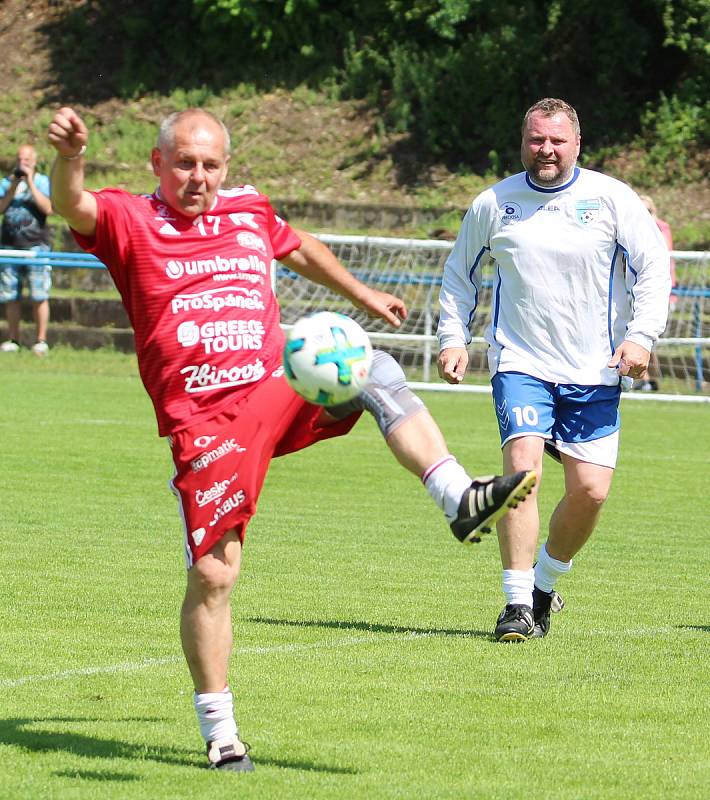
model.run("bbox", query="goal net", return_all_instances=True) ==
[274,235,709,401]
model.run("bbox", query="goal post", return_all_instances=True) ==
[274,235,710,402]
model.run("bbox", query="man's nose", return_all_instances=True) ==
[190,163,206,182]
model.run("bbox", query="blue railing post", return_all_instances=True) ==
[694,297,704,392]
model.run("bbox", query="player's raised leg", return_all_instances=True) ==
[327,350,536,543]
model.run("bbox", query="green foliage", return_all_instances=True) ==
[186,0,708,174]
[40,1,709,183]
[637,93,708,182]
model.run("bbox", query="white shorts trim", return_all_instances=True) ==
[552,431,619,469]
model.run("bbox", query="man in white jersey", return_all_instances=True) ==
[47,106,535,770]
[437,98,670,642]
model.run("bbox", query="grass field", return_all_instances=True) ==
[1,348,708,800]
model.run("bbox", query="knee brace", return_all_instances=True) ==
[328,349,425,438]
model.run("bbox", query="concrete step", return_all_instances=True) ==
[1,319,135,353]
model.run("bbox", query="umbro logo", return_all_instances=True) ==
[158,221,181,236]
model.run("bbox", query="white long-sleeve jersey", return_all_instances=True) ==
[437,167,671,386]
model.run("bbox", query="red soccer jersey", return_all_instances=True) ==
[73,186,302,435]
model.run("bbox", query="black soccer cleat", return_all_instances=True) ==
[531,586,565,639]
[494,603,535,642]
[207,736,255,772]
[450,470,536,544]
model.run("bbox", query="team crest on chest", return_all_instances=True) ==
[575,199,601,225]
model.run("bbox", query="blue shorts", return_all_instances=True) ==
[491,371,621,448]
[0,246,52,302]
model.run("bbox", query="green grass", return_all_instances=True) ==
[1,349,708,799]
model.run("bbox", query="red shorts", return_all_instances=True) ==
[168,372,360,566]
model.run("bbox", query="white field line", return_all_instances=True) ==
[2,625,693,688]
[0,632,433,689]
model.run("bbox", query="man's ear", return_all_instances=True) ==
[150,147,161,178]
[220,155,230,186]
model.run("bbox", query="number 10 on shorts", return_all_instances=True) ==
[512,405,539,426]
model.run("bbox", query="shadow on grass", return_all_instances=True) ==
[678,625,710,633]
[0,717,357,775]
[52,769,139,782]
[247,616,490,639]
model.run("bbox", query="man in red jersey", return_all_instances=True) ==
[48,106,535,771]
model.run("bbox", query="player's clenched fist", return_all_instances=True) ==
[438,346,468,384]
[47,107,88,159]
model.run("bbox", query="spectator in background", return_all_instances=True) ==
[638,194,676,391]
[0,144,53,355]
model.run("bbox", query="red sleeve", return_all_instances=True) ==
[264,200,301,260]
[71,189,135,296]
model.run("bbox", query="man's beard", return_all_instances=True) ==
[528,159,574,187]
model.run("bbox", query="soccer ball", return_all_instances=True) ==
[283,311,373,405]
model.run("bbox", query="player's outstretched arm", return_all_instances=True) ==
[48,106,97,237]
[282,229,407,328]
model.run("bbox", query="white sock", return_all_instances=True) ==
[194,687,238,743]
[502,568,535,607]
[534,543,572,593]
[421,456,472,521]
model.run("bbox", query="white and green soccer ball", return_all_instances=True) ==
[283,311,373,405]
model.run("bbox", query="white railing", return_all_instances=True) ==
[2,239,708,400]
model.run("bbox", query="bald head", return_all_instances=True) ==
[16,144,38,170]
[158,109,231,157]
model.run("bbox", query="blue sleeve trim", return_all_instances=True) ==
[607,244,621,353]
[491,266,502,332]
[464,245,488,328]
